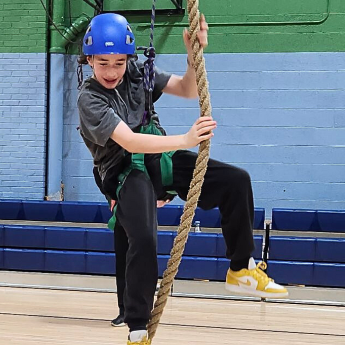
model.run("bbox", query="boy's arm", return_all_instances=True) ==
[110,117,216,154]
[162,14,209,99]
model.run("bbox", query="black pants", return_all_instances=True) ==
[114,221,128,316]
[92,167,126,316]
[103,150,255,331]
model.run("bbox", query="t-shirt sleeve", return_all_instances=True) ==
[152,65,171,102]
[134,59,171,103]
[77,91,122,147]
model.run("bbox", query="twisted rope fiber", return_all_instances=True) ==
[148,0,212,340]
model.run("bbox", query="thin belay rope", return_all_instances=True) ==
[147,0,212,341]
[137,0,156,125]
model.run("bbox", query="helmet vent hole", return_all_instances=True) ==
[86,25,91,34]
[126,35,134,44]
[85,36,93,46]
[126,25,133,33]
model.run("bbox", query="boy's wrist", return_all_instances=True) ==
[181,133,189,149]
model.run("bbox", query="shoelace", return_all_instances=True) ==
[253,261,274,284]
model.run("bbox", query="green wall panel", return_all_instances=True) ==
[68,0,345,54]
[0,0,48,53]
[2,0,345,53]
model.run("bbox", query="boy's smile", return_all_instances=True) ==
[87,54,127,89]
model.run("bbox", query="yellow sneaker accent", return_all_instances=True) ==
[225,260,288,298]
[127,336,151,345]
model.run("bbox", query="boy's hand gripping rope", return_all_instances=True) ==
[147,0,212,341]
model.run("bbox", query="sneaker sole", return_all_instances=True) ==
[111,322,126,327]
[225,283,289,299]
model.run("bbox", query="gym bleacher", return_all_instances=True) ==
[0,200,344,288]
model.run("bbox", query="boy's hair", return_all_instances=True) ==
[77,53,138,65]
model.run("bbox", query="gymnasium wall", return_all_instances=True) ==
[1,0,345,215]
[0,0,47,199]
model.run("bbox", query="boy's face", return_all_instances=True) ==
[87,54,127,89]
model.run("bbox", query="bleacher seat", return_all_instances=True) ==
[1,201,344,288]
[3,248,45,271]
[4,225,45,248]
[22,200,60,222]
[272,208,319,231]
[86,252,115,275]
[0,200,265,229]
[269,237,316,261]
[315,238,345,263]
[314,263,345,288]
[267,260,314,286]
[317,210,345,233]
[0,199,23,220]
[272,208,345,232]
[45,250,86,273]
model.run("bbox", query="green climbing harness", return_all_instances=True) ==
[108,118,177,230]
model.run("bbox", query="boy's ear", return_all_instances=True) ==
[86,56,93,68]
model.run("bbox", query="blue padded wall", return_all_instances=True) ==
[176,257,218,280]
[314,263,345,288]
[22,201,60,222]
[157,205,183,226]
[3,249,45,271]
[0,248,3,269]
[184,233,218,257]
[45,250,86,273]
[4,225,45,248]
[86,252,115,275]
[0,200,265,229]
[87,229,115,252]
[272,208,345,232]
[45,227,86,250]
[272,209,319,231]
[269,237,316,261]
[317,210,345,232]
[315,239,345,263]
[157,231,174,255]
[60,202,103,223]
[0,199,23,220]
[267,260,314,286]
[0,225,4,247]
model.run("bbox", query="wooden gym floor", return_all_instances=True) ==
[0,286,344,344]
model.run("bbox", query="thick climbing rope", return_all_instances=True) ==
[147,0,212,341]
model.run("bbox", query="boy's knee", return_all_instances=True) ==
[224,167,251,187]
[237,168,251,185]
[131,232,157,252]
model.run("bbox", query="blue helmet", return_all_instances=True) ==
[83,13,135,55]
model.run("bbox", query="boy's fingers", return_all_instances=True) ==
[199,14,209,30]
[198,125,216,134]
[196,116,213,124]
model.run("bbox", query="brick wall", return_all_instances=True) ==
[63,53,345,214]
[0,53,47,199]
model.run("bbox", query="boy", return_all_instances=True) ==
[78,13,288,345]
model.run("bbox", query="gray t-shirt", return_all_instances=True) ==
[77,59,171,178]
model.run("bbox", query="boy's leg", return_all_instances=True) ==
[92,166,128,322]
[170,150,288,298]
[171,150,255,261]
[115,169,158,332]
[111,220,128,326]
